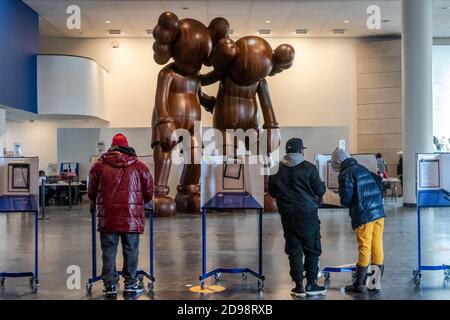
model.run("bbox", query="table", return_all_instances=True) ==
[86,202,155,293]
[413,189,450,286]
[45,182,83,210]
[383,177,401,201]
[0,195,39,292]
[200,192,265,291]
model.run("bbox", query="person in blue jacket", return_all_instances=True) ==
[331,148,385,293]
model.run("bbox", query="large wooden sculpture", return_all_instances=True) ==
[201,21,295,212]
[151,12,221,216]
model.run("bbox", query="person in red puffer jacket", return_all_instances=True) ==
[88,133,153,298]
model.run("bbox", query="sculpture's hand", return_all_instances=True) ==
[157,118,178,151]
[203,95,216,113]
[265,126,281,154]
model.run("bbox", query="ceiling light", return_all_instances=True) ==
[296,29,308,35]
[105,20,111,24]
[382,19,390,23]
[332,29,345,35]
[182,7,189,10]
[147,29,153,35]
[259,29,271,35]
[110,41,120,49]
[265,20,271,23]
[440,6,450,10]
[344,20,350,23]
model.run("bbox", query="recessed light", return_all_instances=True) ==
[344,20,350,23]
[382,19,390,23]
[265,20,271,23]
[147,29,153,35]
[108,29,121,35]
[182,7,189,10]
[105,20,111,24]
[296,29,308,35]
[440,6,450,10]
[332,29,345,35]
[259,29,271,35]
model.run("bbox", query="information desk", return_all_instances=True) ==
[0,195,39,292]
[45,182,83,210]
[200,192,265,291]
[86,202,155,293]
[413,189,450,286]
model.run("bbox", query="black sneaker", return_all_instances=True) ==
[291,284,306,297]
[103,284,117,298]
[305,281,327,296]
[124,284,144,296]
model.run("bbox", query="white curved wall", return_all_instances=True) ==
[37,55,110,121]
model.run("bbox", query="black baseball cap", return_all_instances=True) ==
[286,138,307,153]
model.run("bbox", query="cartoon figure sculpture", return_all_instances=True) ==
[151,12,222,216]
[201,24,295,212]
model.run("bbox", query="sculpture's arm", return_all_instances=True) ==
[200,69,223,86]
[257,79,279,129]
[154,67,177,151]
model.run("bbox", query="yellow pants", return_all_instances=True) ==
[355,218,384,267]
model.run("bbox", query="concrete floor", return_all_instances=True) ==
[1,200,450,300]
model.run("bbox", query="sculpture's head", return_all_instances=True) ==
[209,35,295,86]
[152,12,213,75]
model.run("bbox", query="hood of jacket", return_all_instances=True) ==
[101,148,137,168]
[281,153,305,167]
[341,157,358,171]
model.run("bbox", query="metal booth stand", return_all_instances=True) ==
[199,155,266,291]
[86,203,155,293]
[0,157,40,292]
[413,153,450,286]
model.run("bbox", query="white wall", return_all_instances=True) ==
[433,46,450,142]
[39,37,358,151]
[0,108,5,152]
[38,55,110,121]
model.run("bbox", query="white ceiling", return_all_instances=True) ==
[21,0,450,39]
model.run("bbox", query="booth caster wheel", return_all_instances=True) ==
[148,281,155,291]
[414,272,422,286]
[215,273,221,281]
[351,270,356,281]
[30,277,39,293]
[322,271,330,281]
[138,274,145,287]
[86,282,93,294]
[444,269,450,280]
[0,277,5,286]
[200,281,205,290]
[242,273,248,281]
[257,281,264,292]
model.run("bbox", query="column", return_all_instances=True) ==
[402,0,434,205]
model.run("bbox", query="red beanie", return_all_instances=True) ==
[112,133,129,147]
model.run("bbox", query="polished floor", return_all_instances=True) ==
[1,199,450,300]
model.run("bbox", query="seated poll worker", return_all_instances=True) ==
[88,134,154,298]
[331,148,385,293]
[268,138,327,297]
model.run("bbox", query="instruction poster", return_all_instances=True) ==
[417,153,450,193]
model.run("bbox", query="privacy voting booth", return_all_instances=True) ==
[315,153,378,208]
[85,155,156,293]
[0,157,40,291]
[413,153,450,286]
[200,155,265,290]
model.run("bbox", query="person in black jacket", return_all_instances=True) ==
[269,138,327,297]
[331,148,385,293]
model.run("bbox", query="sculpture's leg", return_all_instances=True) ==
[153,143,176,217]
[175,134,201,214]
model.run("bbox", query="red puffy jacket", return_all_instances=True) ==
[88,150,153,233]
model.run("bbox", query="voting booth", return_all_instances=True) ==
[413,153,450,286]
[315,153,377,207]
[199,155,265,291]
[85,155,156,293]
[0,157,40,291]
